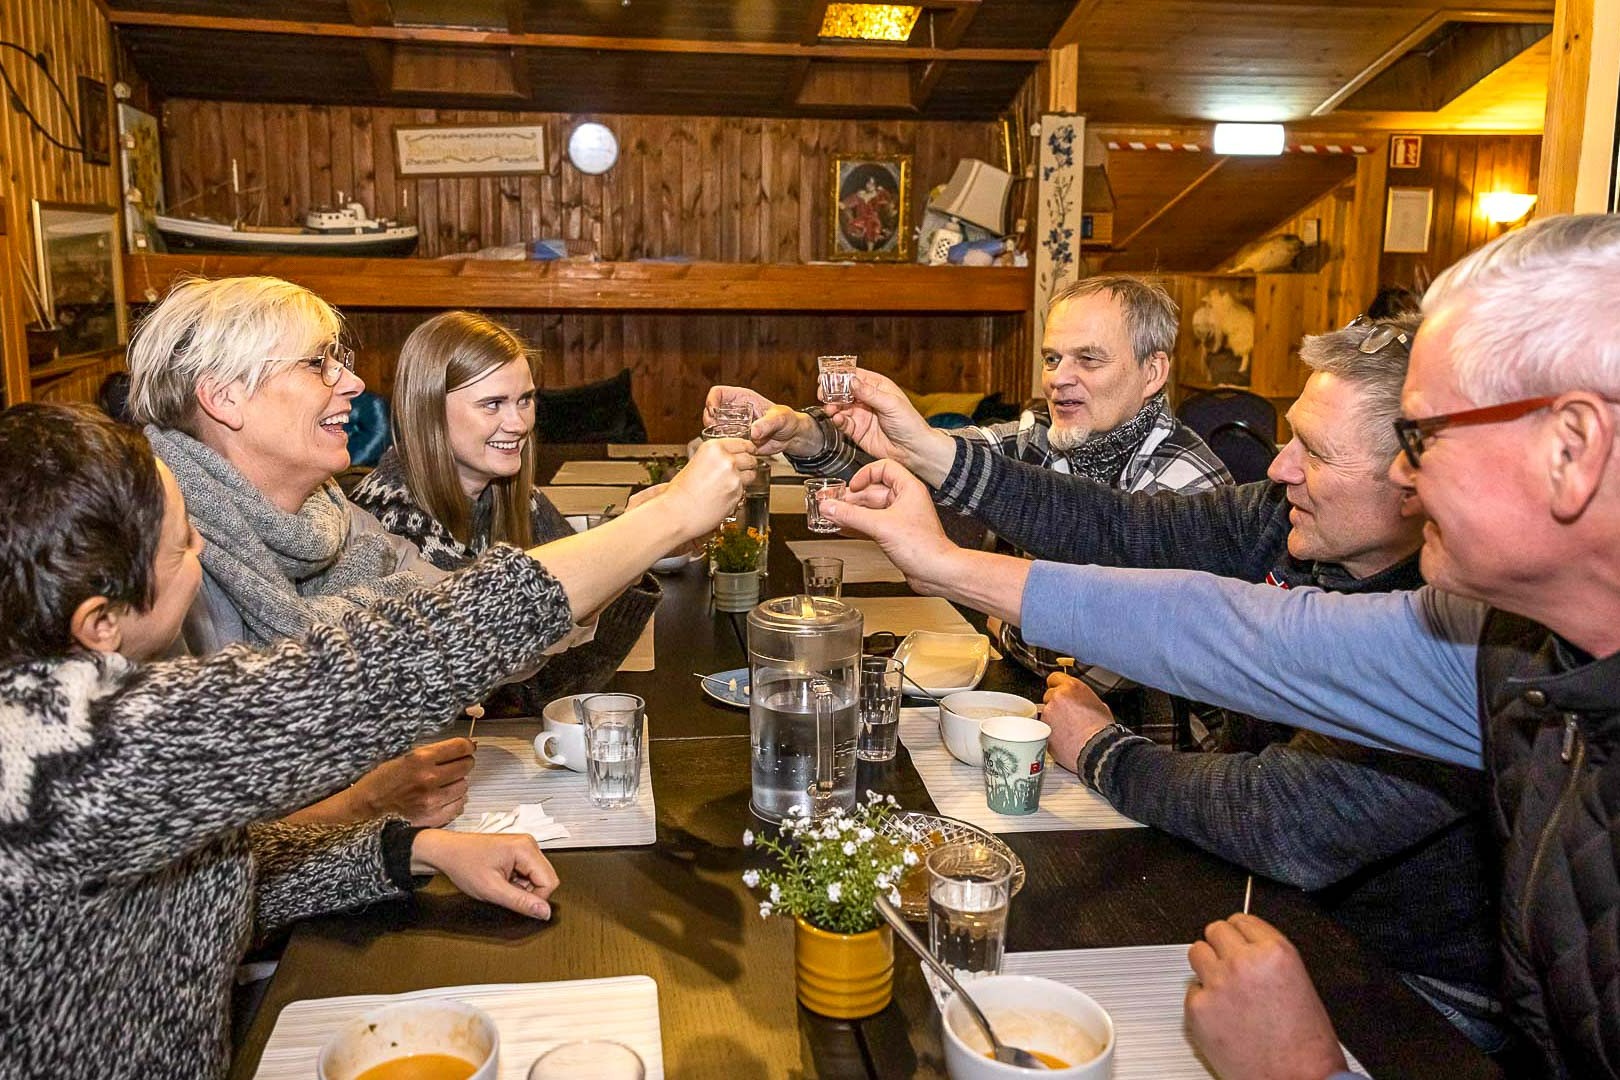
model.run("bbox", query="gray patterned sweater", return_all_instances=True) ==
[0,546,573,1078]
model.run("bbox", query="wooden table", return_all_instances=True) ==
[229,449,1501,1079]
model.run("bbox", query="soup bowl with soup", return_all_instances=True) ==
[317,999,499,1080]
[939,692,1040,768]
[942,975,1114,1079]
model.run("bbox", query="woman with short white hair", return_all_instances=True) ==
[127,276,586,826]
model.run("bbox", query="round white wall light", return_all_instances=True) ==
[568,122,619,175]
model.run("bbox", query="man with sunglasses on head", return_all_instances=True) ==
[823,213,1620,1079]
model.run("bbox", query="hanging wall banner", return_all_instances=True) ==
[1034,114,1085,392]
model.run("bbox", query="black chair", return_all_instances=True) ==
[533,368,648,444]
[1177,387,1278,444]
[1205,420,1279,484]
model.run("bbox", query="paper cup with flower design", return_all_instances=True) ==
[979,716,1051,816]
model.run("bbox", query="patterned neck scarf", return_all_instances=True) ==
[1062,391,1168,484]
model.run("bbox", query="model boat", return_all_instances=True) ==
[155,201,419,257]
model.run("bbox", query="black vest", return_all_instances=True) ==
[1476,610,1620,1077]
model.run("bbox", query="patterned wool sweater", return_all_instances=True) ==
[0,547,573,1079]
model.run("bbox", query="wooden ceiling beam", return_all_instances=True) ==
[1050,0,1105,49]
[911,60,949,110]
[105,10,1045,62]
[1113,157,1230,251]
[1311,9,1554,116]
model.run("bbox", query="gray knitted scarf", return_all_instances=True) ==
[146,426,422,645]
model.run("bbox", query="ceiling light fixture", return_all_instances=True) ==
[819,4,922,42]
[1212,123,1286,156]
[1478,191,1537,224]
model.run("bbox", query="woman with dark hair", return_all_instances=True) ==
[351,310,659,701]
[0,403,751,1077]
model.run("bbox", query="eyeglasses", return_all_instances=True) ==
[1345,313,1412,355]
[292,341,356,387]
[1392,396,1557,468]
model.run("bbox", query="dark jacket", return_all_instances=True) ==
[939,440,1499,1018]
[1476,613,1620,1077]
[352,448,660,704]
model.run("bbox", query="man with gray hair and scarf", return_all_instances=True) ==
[707,274,1230,709]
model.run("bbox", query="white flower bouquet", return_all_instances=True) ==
[742,791,917,934]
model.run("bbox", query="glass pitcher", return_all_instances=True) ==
[747,595,863,822]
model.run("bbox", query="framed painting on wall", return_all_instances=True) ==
[829,154,911,261]
[1384,187,1434,254]
[117,103,166,252]
[31,201,126,359]
[77,76,111,166]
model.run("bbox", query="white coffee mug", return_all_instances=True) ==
[536,694,590,772]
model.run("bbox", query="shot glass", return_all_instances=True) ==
[927,842,1013,985]
[528,1041,645,1080]
[817,354,858,404]
[804,478,846,534]
[802,556,845,599]
[575,693,645,809]
[857,655,903,762]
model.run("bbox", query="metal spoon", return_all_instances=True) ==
[874,895,1049,1071]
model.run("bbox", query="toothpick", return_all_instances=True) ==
[465,703,484,741]
[1242,874,1254,915]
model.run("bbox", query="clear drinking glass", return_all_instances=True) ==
[528,1040,646,1080]
[702,422,769,573]
[817,354,858,404]
[857,655,903,762]
[576,693,644,809]
[804,478,846,534]
[802,556,845,599]
[927,842,1013,984]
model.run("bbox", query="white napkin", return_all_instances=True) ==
[472,804,571,843]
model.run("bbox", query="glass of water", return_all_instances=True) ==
[577,693,644,809]
[802,556,844,599]
[927,842,1012,984]
[528,1040,645,1080]
[804,478,846,534]
[858,655,903,762]
[817,355,858,404]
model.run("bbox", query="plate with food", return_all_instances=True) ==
[879,810,1026,919]
[698,667,750,708]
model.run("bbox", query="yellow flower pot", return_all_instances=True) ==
[794,917,894,1019]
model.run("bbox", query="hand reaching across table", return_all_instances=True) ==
[1043,673,1116,774]
[1186,914,1351,1080]
[820,371,958,487]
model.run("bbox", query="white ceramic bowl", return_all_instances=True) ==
[939,691,1039,768]
[317,999,499,1080]
[942,975,1115,1080]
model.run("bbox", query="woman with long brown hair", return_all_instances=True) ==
[352,311,661,700]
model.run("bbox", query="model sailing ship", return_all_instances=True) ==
[155,162,418,256]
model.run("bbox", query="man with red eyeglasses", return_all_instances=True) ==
[820,213,1620,1079]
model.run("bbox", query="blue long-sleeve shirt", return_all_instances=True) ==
[1019,562,1488,769]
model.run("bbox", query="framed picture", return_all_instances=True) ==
[394,123,548,177]
[117,103,166,252]
[77,76,110,166]
[1383,187,1434,253]
[829,154,911,261]
[31,201,126,359]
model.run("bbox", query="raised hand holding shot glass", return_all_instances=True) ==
[817,355,859,404]
[805,478,846,534]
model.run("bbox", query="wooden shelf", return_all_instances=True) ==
[29,350,121,382]
[124,255,1032,314]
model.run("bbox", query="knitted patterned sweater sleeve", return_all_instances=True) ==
[36,546,574,886]
[1076,726,1475,891]
[935,440,1287,578]
[246,818,412,938]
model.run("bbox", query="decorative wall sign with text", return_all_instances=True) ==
[394,123,548,177]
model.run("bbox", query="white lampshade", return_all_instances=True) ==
[1478,191,1537,224]
[929,158,1014,234]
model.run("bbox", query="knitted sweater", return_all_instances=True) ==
[0,547,574,1078]
[937,441,1500,1022]
[351,448,661,703]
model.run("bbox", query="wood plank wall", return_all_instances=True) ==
[158,101,1006,262]
[154,99,1033,439]
[1379,134,1542,290]
[0,0,120,406]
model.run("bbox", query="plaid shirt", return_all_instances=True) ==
[789,400,1232,717]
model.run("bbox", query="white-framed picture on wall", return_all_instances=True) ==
[394,123,548,177]
[1383,187,1434,254]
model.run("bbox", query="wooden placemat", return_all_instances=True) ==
[784,539,904,583]
[550,460,654,485]
[538,485,630,515]
[252,976,664,1079]
[898,708,1141,833]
